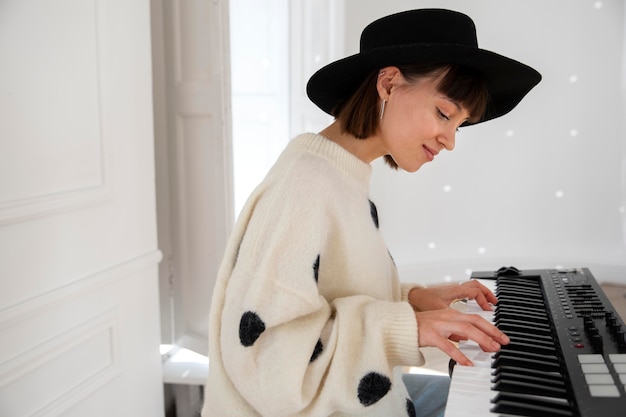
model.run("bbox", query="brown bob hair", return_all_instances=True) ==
[332,63,490,169]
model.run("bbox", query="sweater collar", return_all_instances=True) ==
[289,133,372,190]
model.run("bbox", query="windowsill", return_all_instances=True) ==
[161,344,209,386]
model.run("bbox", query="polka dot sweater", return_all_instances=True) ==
[201,133,425,417]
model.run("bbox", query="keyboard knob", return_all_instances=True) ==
[611,323,622,335]
[496,266,521,277]
[591,334,603,352]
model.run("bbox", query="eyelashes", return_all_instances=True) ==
[437,108,450,120]
[438,107,462,133]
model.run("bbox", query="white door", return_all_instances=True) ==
[0,1,164,416]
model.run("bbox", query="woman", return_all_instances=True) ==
[202,8,541,417]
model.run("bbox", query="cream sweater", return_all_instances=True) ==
[202,133,425,417]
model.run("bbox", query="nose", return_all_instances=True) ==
[437,129,456,151]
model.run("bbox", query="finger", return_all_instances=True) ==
[461,314,510,347]
[441,311,506,350]
[473,290,495,311]
[478,283,499,305]
[448,334,468,342]
[433,337,474,366]
[447,320,501,353]
[461,283,498,310]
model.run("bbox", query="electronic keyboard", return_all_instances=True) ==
[444,267,626,417]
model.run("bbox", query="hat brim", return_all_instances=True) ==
[306,44,541,125]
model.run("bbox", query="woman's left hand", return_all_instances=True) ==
[407,280,497,312]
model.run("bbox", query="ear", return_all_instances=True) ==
[376,66,403,100]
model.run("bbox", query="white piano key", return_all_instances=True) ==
[444,365,494,417]
[444,279,498,417]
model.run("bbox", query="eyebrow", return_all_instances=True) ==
[441,96,471,124]
[444,96,462,111]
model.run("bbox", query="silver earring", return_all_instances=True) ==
[379,100,386,119]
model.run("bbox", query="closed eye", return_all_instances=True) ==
[437,108,450,120]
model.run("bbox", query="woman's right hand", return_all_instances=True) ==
[415,308,509,366]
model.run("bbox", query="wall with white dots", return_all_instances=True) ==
[350,0,626,284]
[230,0,626,284]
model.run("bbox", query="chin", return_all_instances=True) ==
[402,163,424,173]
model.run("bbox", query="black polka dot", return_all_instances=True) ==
[309,338,323,363]
[369,200,379,229]
[239,311,265,347]
[357,372,391,406]
[406,398,416,417]
[313,254,320,283]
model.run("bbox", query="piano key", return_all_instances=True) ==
[496,311,551,323]
[491,365,565,383]
[496,295,548,309]
[490,392,574,417]
[504,330,555,345]
[496,286,543,297]
[496,322,553,337]
[499,340,557,355]
[491,370,567,390]
[493,348,559,365]
[496,304,551,317]
[495,317,552,330]
[492,379,568,398]
[444,365,494,417]
[492,353,561,373]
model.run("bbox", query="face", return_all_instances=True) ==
[377,69,470,172]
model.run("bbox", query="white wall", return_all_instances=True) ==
[334,0,626,284]
[229,1,626,288]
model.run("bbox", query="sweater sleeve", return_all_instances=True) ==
[401,282,425,303]
[219,175,422,416]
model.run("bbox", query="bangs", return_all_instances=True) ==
[398,63,489,124]
[436,65,489,124]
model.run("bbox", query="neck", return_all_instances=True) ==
[318,121,383,164]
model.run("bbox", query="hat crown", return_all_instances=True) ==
[360,9,478,53]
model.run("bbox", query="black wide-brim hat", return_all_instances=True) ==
[306,9,541,124]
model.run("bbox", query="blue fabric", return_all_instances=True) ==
[402,373,450,417]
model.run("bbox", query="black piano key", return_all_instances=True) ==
[491,392,574,417]
[496,304,549,314]
[496,287,543,298]
[492,379,568,398]
[491,365,565,384]
[496,281,541,290]
[497,304,549,316]
[495,347,559,364]
[492,353,561,373]
[497,322,553,337]
[496,295,547,309]
[496,282,542,290]
[495,318,552,330]
[492,371,566,389]
[496,311,551,324]
[505,330,555,345]
[500,340,557,355]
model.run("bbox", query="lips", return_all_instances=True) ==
[423,145,438,162]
